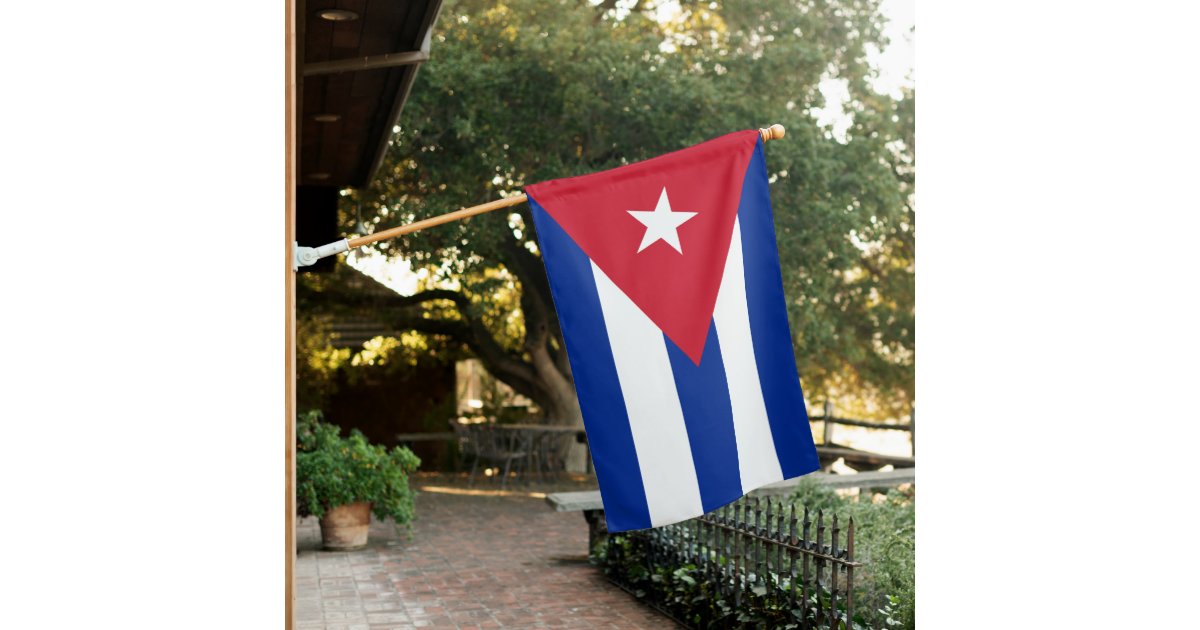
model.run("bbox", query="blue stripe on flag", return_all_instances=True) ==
[528,198,653,532]
[664,321,744,513]
[737,141,822,479]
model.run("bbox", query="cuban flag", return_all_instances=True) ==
[526,130,820,532]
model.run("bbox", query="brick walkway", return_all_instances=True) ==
[296,482,675,629]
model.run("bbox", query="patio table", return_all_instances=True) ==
[492,424,586,478]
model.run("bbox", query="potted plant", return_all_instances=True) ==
[297,411,421,550]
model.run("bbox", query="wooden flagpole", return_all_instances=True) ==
[295,125,785,266]
[348,193,529,249]
[348,124,785,249]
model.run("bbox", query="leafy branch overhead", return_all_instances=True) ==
[322,0,914,420]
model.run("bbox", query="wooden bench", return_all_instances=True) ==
[545,468,916,553]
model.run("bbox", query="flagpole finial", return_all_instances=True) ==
[759,124,786,142]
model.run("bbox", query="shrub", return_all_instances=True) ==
[599,527,856,629]
[789,478,915,629]
[296,411,421,525]
[596,480,915,629]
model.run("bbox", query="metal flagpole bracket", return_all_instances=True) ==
[293,239,350,270]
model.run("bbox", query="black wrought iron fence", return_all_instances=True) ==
[604,496,861,629]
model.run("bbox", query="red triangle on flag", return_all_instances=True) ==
[526,130,760,364]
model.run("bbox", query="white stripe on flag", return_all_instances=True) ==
[713,218,785,491]
[591,261,705,528]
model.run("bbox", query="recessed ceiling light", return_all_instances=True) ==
[316,9,358,21]
[309,173,331,180]
[312,113,341,123]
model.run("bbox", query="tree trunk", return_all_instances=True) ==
[536,376,582,427]
[528,343,582,426]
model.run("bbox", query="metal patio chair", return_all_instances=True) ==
[452,420,530,488]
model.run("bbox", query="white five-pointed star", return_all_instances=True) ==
[627,187,697,254]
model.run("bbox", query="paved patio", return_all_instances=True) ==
[296,476,675,629]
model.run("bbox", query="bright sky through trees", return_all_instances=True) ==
[812,0,913,138]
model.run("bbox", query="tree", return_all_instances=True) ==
[314,0,914,423]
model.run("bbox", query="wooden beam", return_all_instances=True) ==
[285,0,298,626]
[545,467,917,512]
[810,415,913,431]
[753,467,916,495]
[302,50,429,76]
[816,446,915,469]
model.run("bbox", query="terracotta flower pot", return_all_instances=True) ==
[319,502,372,550]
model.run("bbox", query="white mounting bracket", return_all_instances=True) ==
[293,239,350,271]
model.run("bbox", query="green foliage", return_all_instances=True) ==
[296,411,422,525]
[296,314,349,411]
[599,533,861,629]
[596,483,914,629]
[790,479,915,629]
[362,0,914,417]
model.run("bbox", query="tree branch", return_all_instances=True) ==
[312,279,560,409]
[387,313,546,402]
